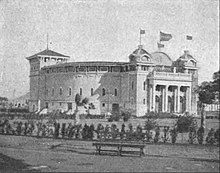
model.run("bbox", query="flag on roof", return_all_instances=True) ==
[140,29,145,34]
[160,31,172,41]
[186,35,193,40]
[157,42,164,48]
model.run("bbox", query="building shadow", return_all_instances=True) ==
[0,153,40,172]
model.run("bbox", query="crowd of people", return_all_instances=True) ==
[0,118,219,145]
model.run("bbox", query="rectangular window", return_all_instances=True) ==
[67,103,72,110]
[58,68,65,73]
[66,66,75,72]
[59,102,62,106]
[143,99,146,104]
[78,66,86,72]
[45,102,48,109]
[141,66,148,71]
[102,103,105,107]
[80,88,82,95]
[112,66,120,72]
[130,65,136,71]
[52,68,57,73]
[88,66,96,72]
[100,66,108,71]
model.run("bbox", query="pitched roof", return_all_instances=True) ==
[42,61,128,69]
[26,49,70,60]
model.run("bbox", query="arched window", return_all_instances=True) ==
[59,87,63,95]
[143,82,146,90]
[46,89,49,96]
[80,88,82,96]
[52,88,55,96]
[143,99,146,104]
[132,81,134,90]
[91,88,94,96]
[114,88,118,96]
[102,88,106,96]
[45,102,48,109]
[68,87,72,96]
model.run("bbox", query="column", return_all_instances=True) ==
[164,85,168,112]
[177,85,180,113]
[152,84,156,112]
[149,85,153,111]
[174,87,177,112]
[162,86,165,112]
[185,87,189,112]
[188,86,191,113]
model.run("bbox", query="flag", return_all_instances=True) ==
[186,35,192,40]
[140,29,145,34]
[157,42,164,48]
[160,31,172,41]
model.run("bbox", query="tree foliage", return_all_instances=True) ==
[82,97,89,105]
[176,115,197,133]
[195,81,215,104]
[75,94,81,106]
[0,97,8,101]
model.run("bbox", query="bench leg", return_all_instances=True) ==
[98,146,101,155]
[117,146,122,156]
[140,148,144,157]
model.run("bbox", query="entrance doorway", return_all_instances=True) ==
[67,103,72,110]
[112,103,119,115]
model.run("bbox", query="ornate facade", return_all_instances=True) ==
[26,45,198,117]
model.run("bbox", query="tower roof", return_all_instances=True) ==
[26,49,70,60]
[179,50,197,62]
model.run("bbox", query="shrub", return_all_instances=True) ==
[154,126,160,143]
[176,115,196,133]
[170,127,178,144]
[142,112,178,119]
[121,110,132,122]
[215,129,220,144]
[162,126,170,143]
[144,118,158,142]
[206,128,216,144]
[188,120,197,144]
[197,126,205,144]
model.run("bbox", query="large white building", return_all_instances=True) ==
[26,44,198,117]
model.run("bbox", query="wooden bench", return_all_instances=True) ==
[92,142,145,157]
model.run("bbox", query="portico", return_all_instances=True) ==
[148,71,193,114]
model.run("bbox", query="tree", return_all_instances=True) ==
[195,70,219,128]
[75,94,81,112]
[82,97,89,105]
[212,70,219,101]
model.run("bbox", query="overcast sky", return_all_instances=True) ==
[0,0,219,99]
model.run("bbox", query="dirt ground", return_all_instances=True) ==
[0,135,219,172]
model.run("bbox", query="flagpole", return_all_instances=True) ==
[158,31,161,51]
[139,28,141,45]
[46,33,49,50]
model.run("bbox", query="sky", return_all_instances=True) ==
[0,0,219,99]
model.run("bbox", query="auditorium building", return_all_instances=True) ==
[26,44,198,117]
